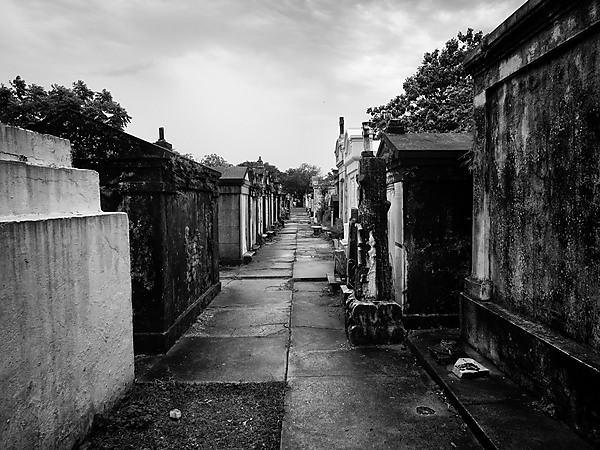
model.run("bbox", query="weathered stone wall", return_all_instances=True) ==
[465,1,600,443]
[403,174,472,325]
[31,112,221,354]
[219,186,244,265]
[95,160,220,354]
[471,2,600,351]
[0,123,133,449]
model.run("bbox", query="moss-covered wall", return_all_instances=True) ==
[403,175,472,321]
[31,112,221,354]
[163,190,219,330]
[482,33,600,350]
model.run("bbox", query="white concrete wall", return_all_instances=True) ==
[0,122,72,167]
[0,214,132,449]
[0,161,101,217]
[387,181,406,309]
[0,123,133,450]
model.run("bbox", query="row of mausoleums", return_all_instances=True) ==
[334,118,473,329]
[30,111,287,354]
[333,0,600,444]
[0,117,287,448]
[214,161,286,265]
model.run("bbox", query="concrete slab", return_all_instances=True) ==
[138,336,288,383]
[186,306,290,337]
[278,229,297,235]
[275,233,297,240]
[293,259,332,281]
[290,326,350,352]
[468,402,593,449]
[213,279,293,307]
[292,290,340,307]
[291,302,344,330]
[263,241,297,248]
[252,251,295,263]
[288,344,416,378]
[187,323,287,338]
[281,376,482,450]
[221,267,293,279]
[292,281,330,293]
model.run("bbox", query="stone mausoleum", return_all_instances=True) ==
[463,0,600,443]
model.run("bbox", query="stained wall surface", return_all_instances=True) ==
[470,1,600,350]
[0,123,133,449]
[464,1,600,443]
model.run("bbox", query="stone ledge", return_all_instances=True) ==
[0,122,72,167]
[134,282,221,355]
[0,160,101,216]
[461,293,600,445]
[408,328,594,449]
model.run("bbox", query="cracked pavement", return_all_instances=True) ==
[137,208,481,449]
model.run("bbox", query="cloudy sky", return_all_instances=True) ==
[3,0,525,173]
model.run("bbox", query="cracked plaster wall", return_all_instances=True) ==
[0,123,133,449]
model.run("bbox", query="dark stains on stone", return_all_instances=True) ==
[344,155,404,345]
[31,110,221,354]
[484,34,600,349]
[402,174,472,327]
[464,2,600,444]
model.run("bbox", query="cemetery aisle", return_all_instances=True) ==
[139,208,481,448]
[281,209,481,449]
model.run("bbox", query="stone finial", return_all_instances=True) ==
[154,127,173,150]
[339,117,345,135]
[361,122,373,157]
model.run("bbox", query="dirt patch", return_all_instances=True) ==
[81,381,286,450]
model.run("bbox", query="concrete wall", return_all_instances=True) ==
[0,123,133,449]
[464,1,600,443]
[402,175,472,327]
[218,187,243,265]
[101,172,220,355]
[31,113,221,355]
[468,0,600,351]
[383,162,471,328]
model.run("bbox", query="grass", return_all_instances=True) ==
[80,381,286,450]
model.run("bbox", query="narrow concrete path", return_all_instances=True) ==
[139,208,480,448]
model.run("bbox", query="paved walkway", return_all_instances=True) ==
[139,208,481,449]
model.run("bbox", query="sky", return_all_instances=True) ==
[2,0,526,174]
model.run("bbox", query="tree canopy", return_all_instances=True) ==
[200,153,232,167]
[0,76,131,130]
[367,29,483,134]
[238,158,283,179]
[185,153,320,200]
[280,163,321,200]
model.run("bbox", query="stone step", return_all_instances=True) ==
[0,160,101,217]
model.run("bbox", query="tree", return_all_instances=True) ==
[0,76,131,130]
[200,153,232,167]
[280,163,321,200]
[238,157,282,179]
[367,29,483,134]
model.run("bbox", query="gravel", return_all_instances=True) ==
[80,381,286,450]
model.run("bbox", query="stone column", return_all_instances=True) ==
[357,153,392,302]
[343,123,404,345]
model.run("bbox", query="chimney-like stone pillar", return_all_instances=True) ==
[343,144,404,345]
[357,155,392,302]
[339,117,345,135]
[154,127,173,150]
[361,122,372,157]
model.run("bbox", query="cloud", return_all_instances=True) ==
[2,0,526,171]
